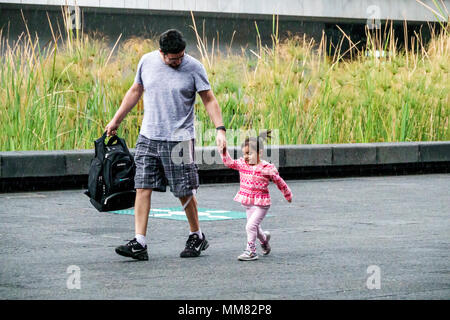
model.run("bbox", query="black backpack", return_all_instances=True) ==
[85,132,136,212]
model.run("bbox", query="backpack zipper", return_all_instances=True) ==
[103,190,136,205]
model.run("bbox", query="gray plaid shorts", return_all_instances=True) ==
[134,134,199,198]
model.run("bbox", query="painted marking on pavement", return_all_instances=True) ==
[108,207,271,221]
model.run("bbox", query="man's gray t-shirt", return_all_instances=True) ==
[134,51,211,141]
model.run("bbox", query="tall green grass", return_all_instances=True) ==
[196,15,449,145]
[0,9,448,151]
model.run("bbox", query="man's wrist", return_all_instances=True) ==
[216,126,226,132]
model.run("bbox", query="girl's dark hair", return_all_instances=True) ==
[241,130,272,153]
[159,29,186,54]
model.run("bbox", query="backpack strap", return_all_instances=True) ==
[106,134,132,155]
[94,132,108,159]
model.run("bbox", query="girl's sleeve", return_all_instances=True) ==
[220,149,240,171]
[269,165,293,201]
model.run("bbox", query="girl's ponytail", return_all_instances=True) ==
[258,129,272,143]
[242,129,273,153]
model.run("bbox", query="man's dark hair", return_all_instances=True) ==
[159,29,186,54]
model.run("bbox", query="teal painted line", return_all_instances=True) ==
[109,207,271,221]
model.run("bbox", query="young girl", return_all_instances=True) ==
[220,130,292,261]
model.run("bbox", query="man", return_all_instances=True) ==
[105,29,227,260]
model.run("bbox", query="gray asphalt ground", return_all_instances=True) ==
[0,174,449,300]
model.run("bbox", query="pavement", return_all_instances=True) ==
[0,174,449,300]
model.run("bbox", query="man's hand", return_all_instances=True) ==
[216,129,227,155]
[105,120,120,137]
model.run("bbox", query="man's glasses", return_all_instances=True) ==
[165,53,185,62]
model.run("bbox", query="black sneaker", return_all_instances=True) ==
[180,233,209,258]
[115,238,148,261]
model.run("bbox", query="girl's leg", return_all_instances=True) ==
[256,223,267,244]
[244,206,254,228]
[244,206,257,252]
[246,205,270,252]
[255,206,270,243]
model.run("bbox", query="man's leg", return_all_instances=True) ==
[163,139,206,257]
[180,194,199,233]
[114,188,152,261]
[115,134,162,261]
[135,188,152,236]
[179,192,209,257]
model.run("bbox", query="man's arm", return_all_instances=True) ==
[105,83,144,136]
[198,89,223,128]
[198,89,227,152]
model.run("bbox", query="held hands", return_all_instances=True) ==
[219,145,227,156]
[216,129,227,155]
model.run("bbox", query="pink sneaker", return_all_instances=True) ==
[260,231,271,255]
[237,250,259,261]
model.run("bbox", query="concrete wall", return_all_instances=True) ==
[0,4,328,56]
[1,142,450,178]
[1,0,443,57]
[1,0,448,22]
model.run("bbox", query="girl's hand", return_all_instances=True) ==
[287,198,292,203]
[219,145,227,156]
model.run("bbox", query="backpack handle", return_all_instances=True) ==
[94,131,131,158]
[105,133,131,154]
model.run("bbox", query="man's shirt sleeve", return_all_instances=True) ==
[134,56,144,86]
[193,63,211,92]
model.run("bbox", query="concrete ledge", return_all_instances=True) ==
[64,149,97,176]
[1,151,66,178]
[195,146,225,170]
[1,141,449,181]
[284,144,332,167]
[374,142,419,164]
[332,143,377,166]
[419,142,450,162]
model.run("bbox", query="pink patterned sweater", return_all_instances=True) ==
[220,151,293,206]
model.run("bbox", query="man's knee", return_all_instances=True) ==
[180,194,196,209]
[136,188,152,198]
